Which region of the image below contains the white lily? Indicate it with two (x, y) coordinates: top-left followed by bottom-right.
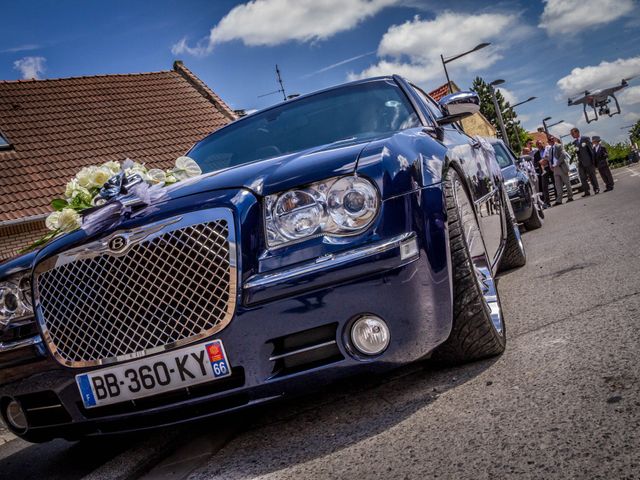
(172, 156), (201, 181)
(146, 168), (167, 185)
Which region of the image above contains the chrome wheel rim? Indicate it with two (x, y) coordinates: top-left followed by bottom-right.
(453, 177), (504, 335)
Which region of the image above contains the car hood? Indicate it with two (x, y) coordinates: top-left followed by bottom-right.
(162, 139), (370, 202)
(0, 139), (373, 275)
(501, 164), (518, 181)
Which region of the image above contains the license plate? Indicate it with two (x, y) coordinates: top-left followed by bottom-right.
(76, 340), (231, 409)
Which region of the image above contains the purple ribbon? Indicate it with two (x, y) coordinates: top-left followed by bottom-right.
(80, 181), (168, 237)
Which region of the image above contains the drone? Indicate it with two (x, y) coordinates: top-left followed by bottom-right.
(567, 77), (635, 124)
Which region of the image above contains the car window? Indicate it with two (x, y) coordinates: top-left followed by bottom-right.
(493, 143), (515, 169)
(411, 85), (443, 122)
(189, 80), (421, 173)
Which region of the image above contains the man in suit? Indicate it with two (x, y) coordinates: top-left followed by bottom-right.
(532, 139), (551, 207)
(546, 135), (573, 205)
(592, 136), (614, 191)
(533, 140), (553, 208)
(570, 127), (599, 197)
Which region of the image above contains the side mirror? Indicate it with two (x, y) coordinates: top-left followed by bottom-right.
(437, 91), (480, 125)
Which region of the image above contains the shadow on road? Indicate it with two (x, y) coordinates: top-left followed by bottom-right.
(0, 434), (140, 480)
(0, 357), (498, 480)
(188, 357), (499, 479)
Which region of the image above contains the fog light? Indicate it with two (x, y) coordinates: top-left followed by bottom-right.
(350, 315), (390, 356)
(5, 399), (27, 431)
(400, 237), (419, 260)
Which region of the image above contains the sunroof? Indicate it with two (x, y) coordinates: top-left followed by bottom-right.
(0, 132), (10, 148)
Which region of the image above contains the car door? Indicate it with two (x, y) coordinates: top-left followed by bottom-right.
(409, 85), (504, 267)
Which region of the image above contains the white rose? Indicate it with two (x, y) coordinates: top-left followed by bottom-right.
(102, 161), (121, 175)
(92, 166), (113, 187)
(173, 156), (202, 181)
(125, 162), (149, 181)
(581, 142), (586, 147)
(75, 166), (97, 189)
(45, 211), (61, 231)
(57, 208), (81, 232)
(64, 179), (90, 199)
(146, 168), (166, 184)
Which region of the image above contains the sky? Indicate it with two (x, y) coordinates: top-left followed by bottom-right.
(1, 0), (640, 143)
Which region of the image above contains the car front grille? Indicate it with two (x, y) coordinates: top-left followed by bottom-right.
(34, 210), (237, 367)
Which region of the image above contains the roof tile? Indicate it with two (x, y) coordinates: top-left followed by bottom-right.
(0, 64), (236, 222)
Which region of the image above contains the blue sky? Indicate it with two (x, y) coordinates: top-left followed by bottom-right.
(1, 0), (639, 142)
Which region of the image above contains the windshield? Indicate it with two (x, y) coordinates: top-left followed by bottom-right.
(493, 142), (515, 169)
(188, 80), (420, 174)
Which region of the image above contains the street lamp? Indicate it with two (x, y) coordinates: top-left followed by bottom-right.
(503, 96), (537, 152)
(489, 79), (510, 148)
(441, 43), (491, 94)
(547, 120), (564, 132)
(510, 96), (537, 109)
(542, 116), (552, 134)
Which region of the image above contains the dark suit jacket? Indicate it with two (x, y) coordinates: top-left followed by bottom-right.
(573, 136), (596, 168)
(594, 144), (609, 167)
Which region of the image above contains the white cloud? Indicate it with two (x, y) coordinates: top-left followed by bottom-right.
(623, 111), (640, 122)
(13, 56), (46, 79)
(517, 113), (531, 124)
(549, 121), (574, 138)
(1, 44), (40, 53)
(497, 87), (518, 105)
(539, 0), (635, 35)
(557, 56), (640, 96)
(620, 85), (640, 105)
(349, 12), (518, 84)
(172, 0), (400, 56)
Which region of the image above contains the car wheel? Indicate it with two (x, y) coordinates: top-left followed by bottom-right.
(433, 169), (506, 364)
(497, 191), (527, 273)
(523, 189), (544, 230)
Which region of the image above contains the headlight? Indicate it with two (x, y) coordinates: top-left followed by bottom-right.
(504, 179), (520, 194)
(265, 175), (379, 248)
(0, 273), (33, 328)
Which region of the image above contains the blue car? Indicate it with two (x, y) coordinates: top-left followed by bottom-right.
(0, 75), (526, 442)
(490, 139), (545, 230)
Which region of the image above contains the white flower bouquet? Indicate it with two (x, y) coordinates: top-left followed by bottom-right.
(23, 156), (202, 252)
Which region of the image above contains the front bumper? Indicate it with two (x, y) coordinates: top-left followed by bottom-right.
(0, 186), (452, 441)
(569, 173), (581, 186)
(508, 190), (532, 223)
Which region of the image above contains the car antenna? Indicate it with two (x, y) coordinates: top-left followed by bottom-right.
(258, 65), (298, 101)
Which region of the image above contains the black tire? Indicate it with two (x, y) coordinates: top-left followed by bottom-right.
(523, 192), (543, 230)
(497, 197), (527, 272)
(433, 170), (506, 364)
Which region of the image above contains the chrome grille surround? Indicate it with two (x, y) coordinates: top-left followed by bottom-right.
(33, 208), (237, 368)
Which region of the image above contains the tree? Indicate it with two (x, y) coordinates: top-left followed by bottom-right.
(603, 141), (632, 167)
(471, 77), (527, 154)
(629, 119), (640, 146)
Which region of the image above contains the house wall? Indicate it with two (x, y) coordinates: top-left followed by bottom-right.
(462, 113), (497, 138)
(0, 219), (47, 261)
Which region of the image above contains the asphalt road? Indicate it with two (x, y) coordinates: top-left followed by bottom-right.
(1, 163), (639, 480)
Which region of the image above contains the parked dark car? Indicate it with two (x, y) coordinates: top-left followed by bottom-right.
(0, 75), (526, 442)
(489, 139), (544, 230)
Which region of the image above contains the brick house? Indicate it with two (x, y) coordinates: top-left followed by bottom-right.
(0, 61), (236, 261)
(429, 82), (497, 138)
